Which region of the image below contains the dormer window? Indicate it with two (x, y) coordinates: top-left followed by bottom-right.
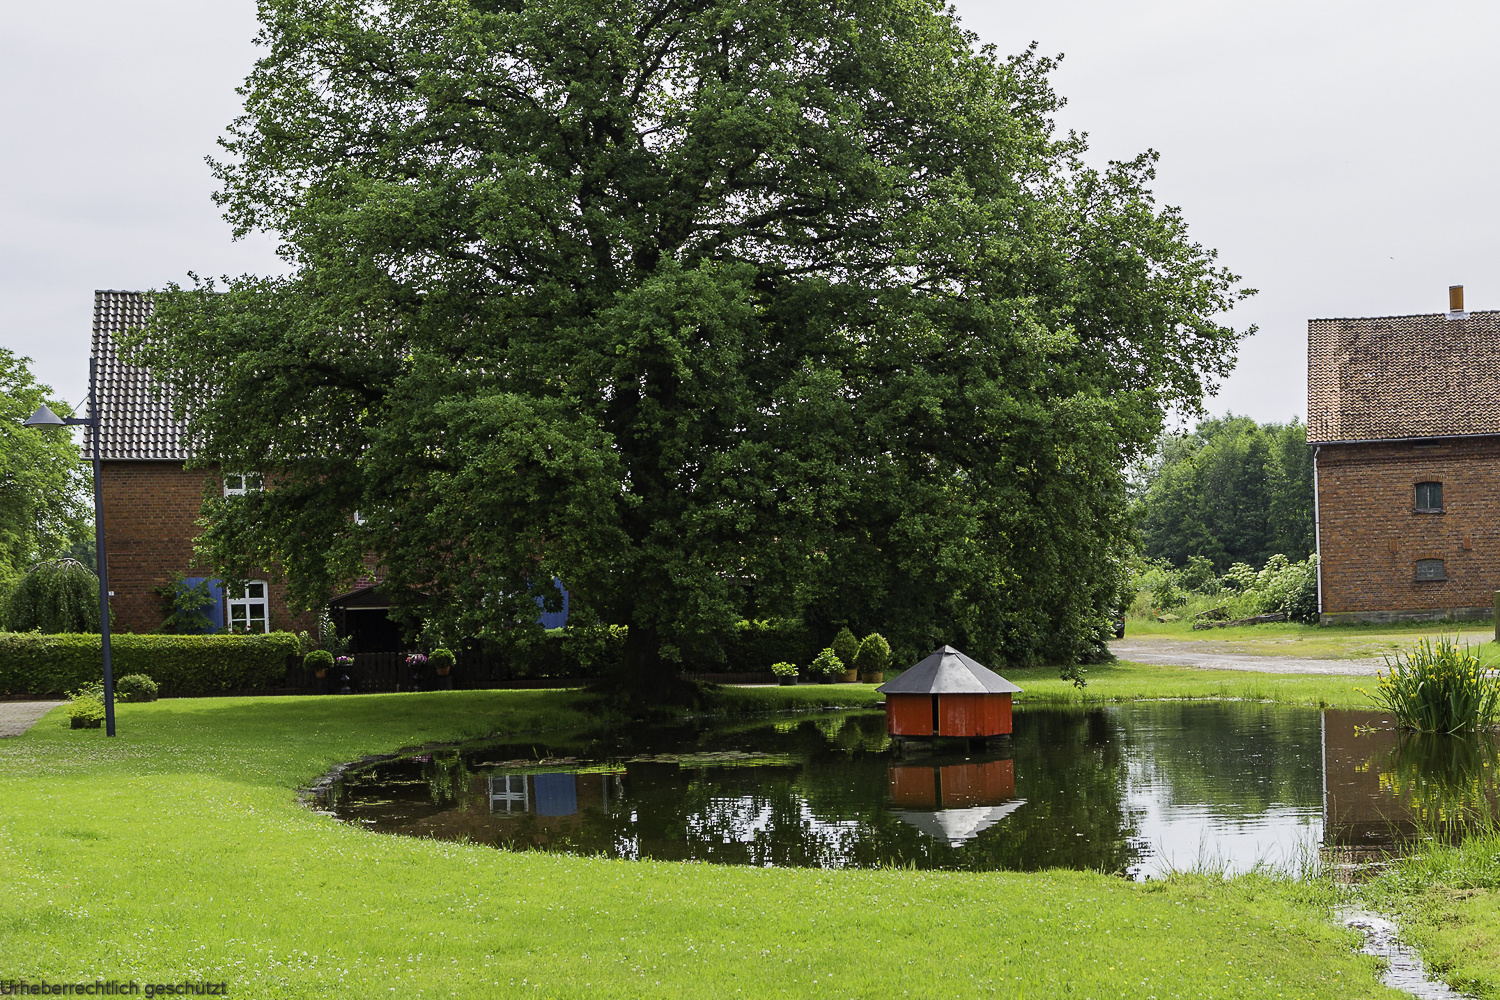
(224, 473), (264, 497)
(1415, 481), (1443, 512)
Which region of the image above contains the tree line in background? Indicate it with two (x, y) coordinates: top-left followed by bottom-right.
(0, 349), (95, 631)
(1129, 415), (1318, 623)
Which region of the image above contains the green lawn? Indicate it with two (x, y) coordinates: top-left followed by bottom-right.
(0, 683), (1422, 999)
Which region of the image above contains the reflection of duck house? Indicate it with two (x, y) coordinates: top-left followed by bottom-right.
(877, 645), (1022, 744)
(888, 757), (1026, 846)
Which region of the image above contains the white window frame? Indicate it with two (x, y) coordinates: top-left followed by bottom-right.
(227, 580), (271, 633)
(223, 473), (264, 497)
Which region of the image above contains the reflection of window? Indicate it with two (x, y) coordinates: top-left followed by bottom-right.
(1415, 559), (1446, 582)
(489, 774), (528, 814)
(1415, 481), (1443, 512)
(223, 473), (264, 497)
(227, 581), (270, 632)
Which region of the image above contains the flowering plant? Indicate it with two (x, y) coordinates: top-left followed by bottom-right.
(1362, 636), (1500, 733)
(334, 655), (353, 668)
(405, 653), (428, 668)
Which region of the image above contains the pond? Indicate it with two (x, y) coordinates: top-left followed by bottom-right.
(312, 702), (1500, 879)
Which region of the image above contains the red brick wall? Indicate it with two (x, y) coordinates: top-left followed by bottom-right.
(1316, 438), (1500, 620)
(100, 461), (315, 635)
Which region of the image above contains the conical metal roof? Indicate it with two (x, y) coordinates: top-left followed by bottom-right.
(876, 645), (1022, 695)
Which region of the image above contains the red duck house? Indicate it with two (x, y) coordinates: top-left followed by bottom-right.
(877, 646), (1022, 740)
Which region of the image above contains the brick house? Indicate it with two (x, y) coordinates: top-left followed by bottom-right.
(93, 289), (317, 636)
(1307, 287), (1500, 623)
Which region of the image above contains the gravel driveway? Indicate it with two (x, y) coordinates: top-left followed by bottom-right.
(1109, 638), (1385, 676)
(0, 701), (63, 737)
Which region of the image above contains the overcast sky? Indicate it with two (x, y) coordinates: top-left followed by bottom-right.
(4, 0), (1497, 425)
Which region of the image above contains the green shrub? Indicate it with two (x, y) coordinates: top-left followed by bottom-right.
(830, 627), (860, 670)
(3, 559), (99, 633)
(315, 608), (350, 657)
(770, 661), (798, 678)
(853, 633), (892, 676)
(0, 632), (301, 698)
(115, 673), (158, 702)
(65, 696), (104, 729)
(1364, 637), (1500, 733)
(725, 618), (818, 672)
(304, 649), (334, 674)
(429, 648), (456, 672)
(810, 647), (843, 680)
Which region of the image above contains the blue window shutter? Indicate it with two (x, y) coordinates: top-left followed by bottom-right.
(182, 578), (226, 633)
(536, 578), (570, 629)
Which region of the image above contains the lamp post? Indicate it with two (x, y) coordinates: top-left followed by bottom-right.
(25, 357), (115, 736)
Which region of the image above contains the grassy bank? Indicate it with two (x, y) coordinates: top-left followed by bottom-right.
(1360, 832), (1500, 999)
(716, 659), (1378, 710)
(0, 687), (1409, 999)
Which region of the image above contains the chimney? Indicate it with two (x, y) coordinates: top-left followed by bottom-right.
(1448, 285), (1467, 320)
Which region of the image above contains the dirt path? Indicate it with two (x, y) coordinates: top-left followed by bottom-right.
(1109, 638), (1384, 676)
(0, 701), (63, 737)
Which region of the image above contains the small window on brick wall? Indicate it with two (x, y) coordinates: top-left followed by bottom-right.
(224, 473), (264, 497)
(1415, 559), (1446, 582)
(1415, 481), (1443, 512)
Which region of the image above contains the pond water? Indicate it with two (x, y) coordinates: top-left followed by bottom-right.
(313, 702), (1500, 879)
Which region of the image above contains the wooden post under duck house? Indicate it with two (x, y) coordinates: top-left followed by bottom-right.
(877, 646), (1022, 742)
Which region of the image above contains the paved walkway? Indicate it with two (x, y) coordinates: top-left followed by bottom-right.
(1109, 639), (1384, 676)
(0, 701), (64, 737)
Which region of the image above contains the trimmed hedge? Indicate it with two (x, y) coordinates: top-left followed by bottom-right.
(0, 632), (302, 698)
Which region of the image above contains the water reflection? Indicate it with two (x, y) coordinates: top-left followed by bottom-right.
(1323, 709), (1500, 861)
(316, 703), (1500, 877)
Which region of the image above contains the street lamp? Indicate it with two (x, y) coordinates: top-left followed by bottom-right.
(25, 357), (115, 736)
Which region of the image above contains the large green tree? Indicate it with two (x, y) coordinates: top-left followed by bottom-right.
(134, 0), (1248, 691)
(0, 349), (89, 604)
(1134, 416), (1314, 570)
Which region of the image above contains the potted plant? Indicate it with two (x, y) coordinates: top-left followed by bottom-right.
(305, 649), (334, 678)
(65, 683), (105, 730)
(811, 647), (843, 684)
(831, 627), (860, 682)
(430, 648), (456, 690)
(771, 661), (798, 686)
(854, 632), (892, 684)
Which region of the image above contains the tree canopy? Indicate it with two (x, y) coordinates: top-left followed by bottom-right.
(0, 349), (89, 601)
(133, 0), (1249, 689)
(1133, 415), (1314, 571)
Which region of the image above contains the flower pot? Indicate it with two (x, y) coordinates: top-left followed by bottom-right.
(435, 666), (451, 676)
(778, 675), (796, 686)
(860, 672), (884, 684)
(314, 668), (328, 679)
(817, 674), (834, 684)
(840, 669), (859, 683)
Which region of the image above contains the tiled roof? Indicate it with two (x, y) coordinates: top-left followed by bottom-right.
(1307, 310), (1500, 443)
(92, 290), (190, 461)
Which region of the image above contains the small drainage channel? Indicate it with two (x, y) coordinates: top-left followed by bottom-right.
(1342, 911), (1473, 999)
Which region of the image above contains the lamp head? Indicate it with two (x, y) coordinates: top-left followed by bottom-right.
(23, 404), (67, 428)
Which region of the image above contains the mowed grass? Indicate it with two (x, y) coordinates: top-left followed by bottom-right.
(1125, 616), (1500, 663)
(0, 687), (1408, 999)
(716, 659), (1378, 710)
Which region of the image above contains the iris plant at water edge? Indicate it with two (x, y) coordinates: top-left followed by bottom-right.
(1362, 637), (1500, 734)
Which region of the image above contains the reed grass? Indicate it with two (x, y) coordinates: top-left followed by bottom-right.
(1362, 637), (1500, 733)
